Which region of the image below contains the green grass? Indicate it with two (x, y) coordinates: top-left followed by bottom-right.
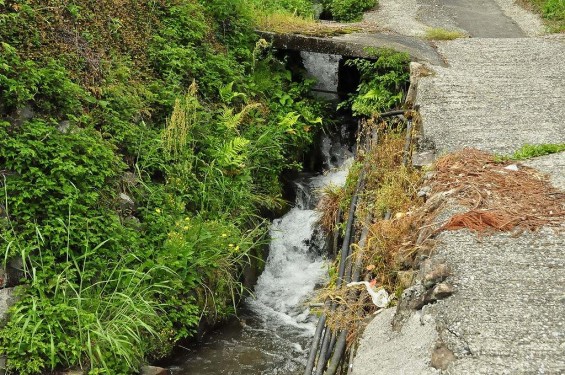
(521, 0), (565, 32)
(497, 143), (565, 161)
(424, 27), (467, 40)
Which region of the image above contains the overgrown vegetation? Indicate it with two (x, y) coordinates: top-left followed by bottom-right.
(521, 0), (565, 32)
(338, 50), (410, 117)
(0, 0), (327, 373)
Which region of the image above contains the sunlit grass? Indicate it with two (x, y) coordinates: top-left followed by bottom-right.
(424, 27), (467, 40)
(254, 12), (361, 36)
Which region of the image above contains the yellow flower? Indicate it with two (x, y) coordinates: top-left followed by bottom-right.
(155, 208), (161, 214)
(221, 233), (228, 237)
(228, 244), (234, 247)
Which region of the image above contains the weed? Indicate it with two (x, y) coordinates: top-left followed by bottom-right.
(424, 27), (467, 40)
(0, 227), (173, 374)
(497, 143), (565, 161)
(521, 0), (565, 32)
(255, 12), (361, 36)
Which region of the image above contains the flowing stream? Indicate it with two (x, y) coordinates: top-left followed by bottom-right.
(168, 129), (353, 375)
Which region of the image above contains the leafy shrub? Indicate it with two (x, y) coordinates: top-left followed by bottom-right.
(327, 0), (377, 22)
(0, 235), (172, 375)
(339, 50), (410, 116)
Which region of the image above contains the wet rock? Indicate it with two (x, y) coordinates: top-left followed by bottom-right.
(140, 365), (168, 375)
(431, 344), (456, 370)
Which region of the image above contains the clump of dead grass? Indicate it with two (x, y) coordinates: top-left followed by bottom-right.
(315, 119), (427, 336)
(431, 148), (565, 233)
(317, 184), (345, 233)
(255, 12), (362, 36)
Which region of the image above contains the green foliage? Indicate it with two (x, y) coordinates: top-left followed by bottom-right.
(0, 119), (125, 254)
(543, 0), (565, 21)
(159, 216), (266, 338)
(0, 232), (171, 375)
(324, 0), (377, 22)
(497, 143), (565, 161)
(0, 0), (326, 373)
(339, 50), (410, 117)
(524, 0), (565, 31)
(0, 43), (86, 116)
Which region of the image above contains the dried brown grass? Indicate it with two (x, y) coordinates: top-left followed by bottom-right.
(317, 185), (345, 233)
(431, 148), (565, 233)
(255, 13), (362, 37)
(315, 121), (426, 337)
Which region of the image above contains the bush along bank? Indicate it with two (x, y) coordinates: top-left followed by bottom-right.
(0, 1), (328, 373)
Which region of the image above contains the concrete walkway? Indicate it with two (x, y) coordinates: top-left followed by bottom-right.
(351, 1), (565, 374)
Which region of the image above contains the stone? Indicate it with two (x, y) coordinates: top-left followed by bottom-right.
(140, 365), (168, 375)
(58, 120), (71, 133)
(431, 344), (456, 370)
(0, 268), (5, 289)
(397, 270), (416, 289)
(417, 185), (431, 198)
(10, 105), (35, 127)
(413, 283), (455, 310)
(0, 288), (17, 323)
(119, 193), (135, 209)
(412, 150), (436, 168)
(430, 283), (455, 300)
(421, 261), (452, 289)
(0, 258), (25, 289)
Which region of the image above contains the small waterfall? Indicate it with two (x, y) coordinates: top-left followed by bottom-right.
(248, 154), (352, 333)
(301, 52), (341, 100)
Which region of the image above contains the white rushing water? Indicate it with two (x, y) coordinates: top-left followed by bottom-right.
(248, 157), (351, 335)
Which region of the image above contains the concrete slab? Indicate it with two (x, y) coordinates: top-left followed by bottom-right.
(258, 31), (446, 66)
(417, 0), (526, 37)
(351, 309), (440, 375)
(417, 35), (565, 154)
